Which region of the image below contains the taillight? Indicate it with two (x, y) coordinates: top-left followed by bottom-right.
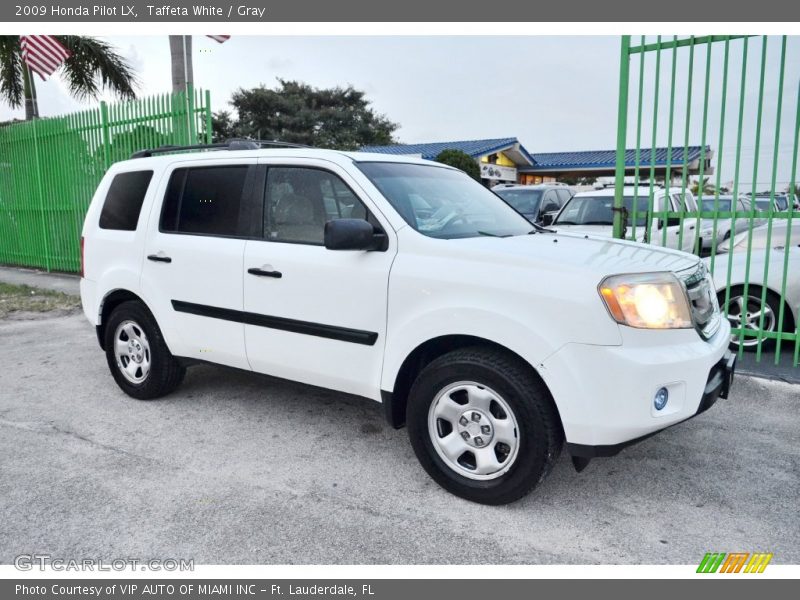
(79, 236), (85, 278)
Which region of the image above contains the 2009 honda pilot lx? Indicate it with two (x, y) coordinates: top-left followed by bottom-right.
(80, 141), (735, 504)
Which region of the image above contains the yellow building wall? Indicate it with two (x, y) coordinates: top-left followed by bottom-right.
(479, 151), (516, 167)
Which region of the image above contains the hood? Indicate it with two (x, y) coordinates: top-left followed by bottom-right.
(553, 222), (652, 243)
(552, 223), (615, 238)
(444, 229), (700, 278)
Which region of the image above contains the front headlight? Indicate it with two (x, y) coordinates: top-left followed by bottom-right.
(599, 273), (693, 329)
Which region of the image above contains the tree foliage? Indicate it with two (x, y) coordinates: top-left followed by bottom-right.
(435, 149), (480, 181)
(690, 176), (715, 196)
(0, 35), (137, 119)
(214, 79), (398, 150)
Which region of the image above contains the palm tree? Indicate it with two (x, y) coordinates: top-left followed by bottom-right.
(691, 176), (714, 197)
(0, 36), (137, 120)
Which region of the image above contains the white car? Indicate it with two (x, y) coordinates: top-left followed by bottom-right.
(552, 186), (701, 254)
(80, 141), (733, 504)
(718, 219), (800, 253)
(707, 245), (799, 351)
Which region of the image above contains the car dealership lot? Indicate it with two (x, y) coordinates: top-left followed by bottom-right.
(1, 311), (798, 565)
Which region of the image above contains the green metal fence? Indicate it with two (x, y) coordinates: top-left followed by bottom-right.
(0, 88), (212, 273)
(615, 35), (799, 365)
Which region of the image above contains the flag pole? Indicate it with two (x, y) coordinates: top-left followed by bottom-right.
(24, 65), (40, 119)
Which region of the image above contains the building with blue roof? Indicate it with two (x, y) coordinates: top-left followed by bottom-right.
(361, 138), (713, 186)
(362, 138), (535, 184)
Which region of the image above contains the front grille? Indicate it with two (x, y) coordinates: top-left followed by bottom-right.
(681, 262), (721, 340)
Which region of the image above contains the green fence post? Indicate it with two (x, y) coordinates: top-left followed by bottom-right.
(100, 101), (111, 169)
(613, 35), (632, 240)
(205, 89), (213, 144)
(31, 119), (52, 272)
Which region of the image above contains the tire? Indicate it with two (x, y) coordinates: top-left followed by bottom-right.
(104, 300), (185, 399)
(406, 346), (563, 505)
(720, 285), (792, 353)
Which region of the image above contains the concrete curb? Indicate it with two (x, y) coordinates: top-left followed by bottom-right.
(0, 265), (80, 296)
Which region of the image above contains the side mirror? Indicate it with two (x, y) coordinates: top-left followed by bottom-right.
(541, 213), (555, 226)
(324, 219), (386, 251)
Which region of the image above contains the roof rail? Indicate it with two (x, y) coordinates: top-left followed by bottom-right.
(130, 138), (310, 159)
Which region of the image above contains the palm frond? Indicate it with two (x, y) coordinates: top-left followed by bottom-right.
(56, 36), (138, 101)
(0, 36), (24, 108)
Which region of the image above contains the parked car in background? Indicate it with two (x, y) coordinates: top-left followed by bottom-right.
(707, 246), (799, 351)
(492, 183), (573, 225)
(552, 186), (700, 254)
(718, 220), (800, 253)
(79, 143), (733, 505)
(751, 193), (790, 212)
(699, 195), (766, 251)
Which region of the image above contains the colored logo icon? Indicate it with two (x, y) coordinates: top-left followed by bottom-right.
(697, 552), (773, 573)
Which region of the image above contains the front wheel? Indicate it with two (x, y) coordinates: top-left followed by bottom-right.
(720, 286), (791, 352)
(104, 300), (185, 399)
(406, 347), (563, 505)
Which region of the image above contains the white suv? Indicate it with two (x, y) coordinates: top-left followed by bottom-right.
(80, 142), (735, 504)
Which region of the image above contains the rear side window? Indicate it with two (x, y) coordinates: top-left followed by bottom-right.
(160, 165), (257, 237)
(99, 170), (153, 231)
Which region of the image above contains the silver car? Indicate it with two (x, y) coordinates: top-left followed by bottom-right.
(700, 195), (767, 251)
(706, 225), (799, 351)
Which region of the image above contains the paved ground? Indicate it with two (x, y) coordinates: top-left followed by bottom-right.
(0, 309), (798, 565)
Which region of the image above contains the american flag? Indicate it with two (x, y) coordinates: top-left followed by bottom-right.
(20, 35), (71, 80)
(206, 36), (231, 44)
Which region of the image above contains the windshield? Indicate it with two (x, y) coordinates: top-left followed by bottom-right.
(701, 197), (732, 211)
(356, 162), (532, 239)
(554, 195), (651, 227)
(494, 188), (543, 216)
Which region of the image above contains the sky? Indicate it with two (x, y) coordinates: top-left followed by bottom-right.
(3, 35), (799, 190)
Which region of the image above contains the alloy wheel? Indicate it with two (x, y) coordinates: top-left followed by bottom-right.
(724, 294), (776, 348)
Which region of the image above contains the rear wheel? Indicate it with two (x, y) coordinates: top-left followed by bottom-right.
(407, 347), (562, 505)
(104, 301), (185, 399)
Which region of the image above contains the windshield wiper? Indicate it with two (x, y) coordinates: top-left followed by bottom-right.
(554, 220), (577, 225)
(476, 230), (512, 238)
(582, 221), (614, 225)
(527, 222), (556, 234)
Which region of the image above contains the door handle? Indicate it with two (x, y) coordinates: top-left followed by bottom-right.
(248, 267), (282, 279)
(147, 254), (172, 263)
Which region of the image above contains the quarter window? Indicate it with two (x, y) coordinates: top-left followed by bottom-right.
(99, 170), (153, 231)
(265, 167), (369, 245)
(161, 165), (257, 237)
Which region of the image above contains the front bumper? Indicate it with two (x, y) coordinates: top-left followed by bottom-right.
(538, 319), (732, 450)
(567, 350), (735, 458)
